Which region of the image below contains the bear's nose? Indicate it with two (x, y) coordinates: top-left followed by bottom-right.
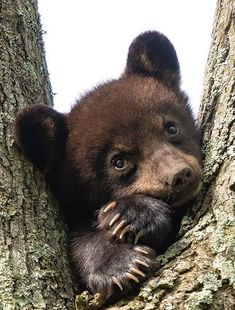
(170, 166), (194, 191)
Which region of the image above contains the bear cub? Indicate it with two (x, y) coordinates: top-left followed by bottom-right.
(15, 31), (202, 299)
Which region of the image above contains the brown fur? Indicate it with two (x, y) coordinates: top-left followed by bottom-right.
(14, 31), (202, 301)
(67, 76), (202, 205)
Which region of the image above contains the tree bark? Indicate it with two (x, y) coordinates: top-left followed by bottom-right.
(1, 0), (234, 310)
(0, 1), (74, 309)
(76, 0), (235, 309)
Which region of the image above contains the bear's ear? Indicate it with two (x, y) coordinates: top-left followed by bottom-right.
(14, 105), (68, 172)
(124, 31), (180, 88)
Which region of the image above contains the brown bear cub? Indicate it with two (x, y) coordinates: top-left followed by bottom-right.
(15, 31), (202, 299)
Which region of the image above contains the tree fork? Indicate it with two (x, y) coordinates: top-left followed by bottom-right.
(1, 0), (234, 310)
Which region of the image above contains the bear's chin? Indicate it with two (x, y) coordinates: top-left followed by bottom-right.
(170, 182), (202, 207)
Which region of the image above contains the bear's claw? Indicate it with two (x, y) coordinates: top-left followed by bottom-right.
(109, 213), (132, 239)
(130, 267), (145, 277)
(104, 201), (117, 213)
(119, 224), (131, 239)
(112, 219), (127, 235)
(111, 276), (123, 291)
(111, 266), (146, 291)
(134, 229), (145, 244)
(110, 247), (150, 292)
(109, 213), (121, 226)
(100, 201), (146, 243)
(134, 246), (149, 255)
(125, 272), (139, 283)
(134, 258), (149, 268)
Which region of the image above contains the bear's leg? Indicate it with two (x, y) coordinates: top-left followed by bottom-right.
(70, 231), (156, 298)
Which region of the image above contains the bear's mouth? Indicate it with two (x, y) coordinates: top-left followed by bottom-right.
(167, 182), (202, 207)
(146, 181), (202, 208)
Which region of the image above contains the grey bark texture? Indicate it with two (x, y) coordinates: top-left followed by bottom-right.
(0, 1), (74, 309)
(0, 0), (234, 310)
(76, 0), (235, 309)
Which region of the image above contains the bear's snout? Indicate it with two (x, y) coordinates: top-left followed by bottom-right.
(169, 165), (194, 191)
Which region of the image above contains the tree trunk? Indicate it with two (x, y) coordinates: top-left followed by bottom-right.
(76, 0), (235, 309)
(0, 1), (74, 309)
(1, 0), (234, 310)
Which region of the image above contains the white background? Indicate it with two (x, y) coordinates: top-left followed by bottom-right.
(38, 0), (217, 116)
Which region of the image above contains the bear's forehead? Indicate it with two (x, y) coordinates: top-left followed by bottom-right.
(68, 76), (187, 129)
(86, 77), (180, 108)
(67, 76), (192, 159)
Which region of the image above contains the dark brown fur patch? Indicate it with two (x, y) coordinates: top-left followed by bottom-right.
(14, 31), (203, 300)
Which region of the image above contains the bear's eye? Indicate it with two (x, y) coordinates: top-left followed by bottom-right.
(165, 122), (179, 136)
(112, 156), (128, 171)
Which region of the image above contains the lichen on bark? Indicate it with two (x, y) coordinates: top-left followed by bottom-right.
(1, 0), (234, 309)
(0, 1), (74, 309)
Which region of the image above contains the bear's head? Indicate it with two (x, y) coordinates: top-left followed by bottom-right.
(15, 31), (202, 228)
